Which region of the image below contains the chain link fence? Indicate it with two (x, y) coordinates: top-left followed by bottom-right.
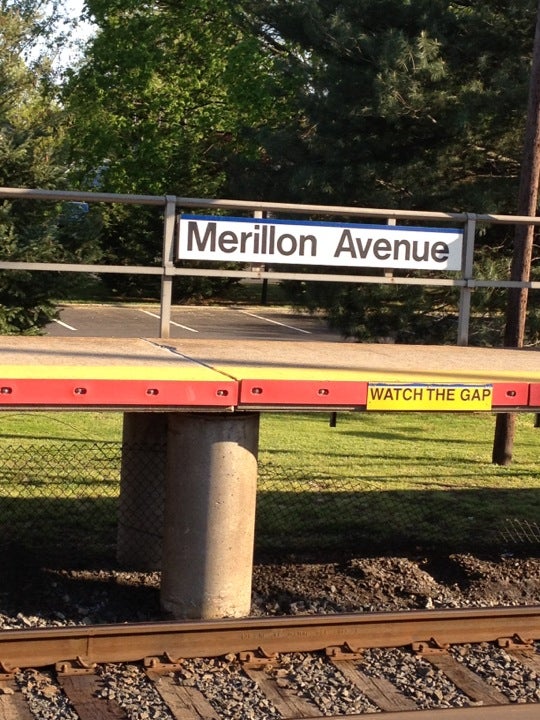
(1, 437), (539, 569)
(0, 441), (121, 565)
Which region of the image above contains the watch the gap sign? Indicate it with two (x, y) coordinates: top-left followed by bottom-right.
(177, 214), (463, 272)
(367, 383), (493, 411)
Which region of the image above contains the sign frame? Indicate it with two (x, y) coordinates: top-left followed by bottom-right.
(176, 214), (464, 272)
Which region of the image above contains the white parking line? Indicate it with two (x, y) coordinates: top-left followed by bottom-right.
(139, 309), (199, 333)
(239, 310), (311, 334)
(52, 318), (78, 331)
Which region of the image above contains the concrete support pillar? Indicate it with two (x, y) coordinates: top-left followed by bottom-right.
(117, 412), (167, 570)
(160, 412), (259, 619)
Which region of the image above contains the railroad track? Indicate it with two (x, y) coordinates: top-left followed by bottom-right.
(0, 606), (539, 719)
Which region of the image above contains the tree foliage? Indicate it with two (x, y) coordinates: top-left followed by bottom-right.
(235, 0), (535, 212)
(62, 0), (298, 298)
(231, 0), (539, 344)
(0, 0), (101, 332)
(3, 0), (540, 337)
(66, 0), (293, 196)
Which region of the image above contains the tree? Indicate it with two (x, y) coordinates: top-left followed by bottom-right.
(63, 0), (297, 298)
(492, 0), (540, 465)
(0, 0), (99, 332)
(233, 1), (540, 344)
(236, 0), (535, 211)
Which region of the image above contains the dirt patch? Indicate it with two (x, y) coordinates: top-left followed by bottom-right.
(251, 552), (540, 615)
(1, 552), (539, 625)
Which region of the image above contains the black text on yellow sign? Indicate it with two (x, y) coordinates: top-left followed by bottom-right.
(366, 383), (493, 411)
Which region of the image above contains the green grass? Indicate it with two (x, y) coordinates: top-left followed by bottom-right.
(0, 411), (123, 443)
(0, 412), (124, 564)
(256, 411), (540, 554)
(259, 411), (540, 490)
(7, 409), (535, 485)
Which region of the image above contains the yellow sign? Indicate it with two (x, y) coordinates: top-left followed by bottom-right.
(366, 383), (493, 411)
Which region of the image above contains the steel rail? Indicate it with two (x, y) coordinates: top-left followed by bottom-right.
(0, 606), (539, 670)
(299, 706), (539, 719)
(1, 262), (539, 291)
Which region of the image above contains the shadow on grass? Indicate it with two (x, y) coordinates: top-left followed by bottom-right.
(0, 487), (539, 572)
(0, 496), (118, 568)
(254, 487), (540, 561)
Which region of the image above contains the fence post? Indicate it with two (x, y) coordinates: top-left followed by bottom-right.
(160, 196), (177, 339)
(457, 213), (476, 346)
(384, 217), (396, 279)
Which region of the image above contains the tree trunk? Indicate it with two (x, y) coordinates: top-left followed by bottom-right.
(492, 0), (540, 465)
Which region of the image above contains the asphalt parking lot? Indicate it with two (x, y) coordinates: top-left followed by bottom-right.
(45, 304), (343, 341)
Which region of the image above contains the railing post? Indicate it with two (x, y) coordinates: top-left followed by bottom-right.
(384, 217), (396, 279)
(457, 213), (476, 346)
(253, 209), (268, 304)
(160, 196), (177, 338)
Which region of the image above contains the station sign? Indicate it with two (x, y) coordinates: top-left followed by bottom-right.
(366, 383), (493, 411)
(177, 214), (463, 272)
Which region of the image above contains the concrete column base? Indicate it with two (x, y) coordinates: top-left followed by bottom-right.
(116, 412), (167, 570)
(160, 412), (259, 619)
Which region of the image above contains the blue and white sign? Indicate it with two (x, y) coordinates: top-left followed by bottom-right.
(177, 214), (463, 271)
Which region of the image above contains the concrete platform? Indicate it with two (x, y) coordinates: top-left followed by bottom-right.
(0, 336), (538, 411)
(157, 338), (540, 380)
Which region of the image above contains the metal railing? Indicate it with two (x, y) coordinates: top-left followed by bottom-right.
(1, 186), (540, 344)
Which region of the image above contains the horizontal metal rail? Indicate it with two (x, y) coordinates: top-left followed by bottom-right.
(0, 606), (538, 669)
(0, 261), (163, 275)
(3, 186), (540, 225)
(1, 261), (539, 290)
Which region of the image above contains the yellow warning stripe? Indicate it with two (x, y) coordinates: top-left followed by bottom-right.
(212, 365), (540, 383)
(0, 365), (226, 381)
(0, 364), (539, 384)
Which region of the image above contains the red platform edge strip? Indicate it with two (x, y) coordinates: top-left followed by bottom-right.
(238, 380), (536, 409)
(492, 382), (530, 407)
(239, 379), (369, 407)
(0, 377), (537, 410)
(527, 383), (540, 408)
(0, 378), (237, 407)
